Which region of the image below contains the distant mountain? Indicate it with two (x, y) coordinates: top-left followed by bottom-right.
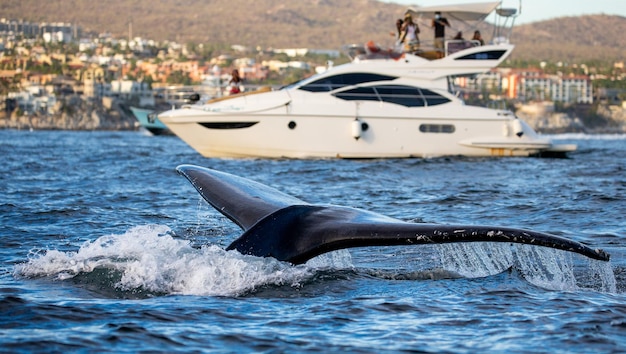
(3, 0), (625, 62)
(512, 14), (626, 62)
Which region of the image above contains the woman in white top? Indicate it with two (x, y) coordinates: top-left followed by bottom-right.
(400, 14), (420, 53)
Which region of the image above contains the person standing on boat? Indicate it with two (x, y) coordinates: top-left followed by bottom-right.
(391, 18), (404, 50)
(400, 14), (420, 53)
(392, 18), (404, 40)
(228, 69), (243, 95)
(431, 11), (450, 56)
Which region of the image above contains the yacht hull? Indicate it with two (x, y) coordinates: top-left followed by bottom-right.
(160, 108), (561, 159)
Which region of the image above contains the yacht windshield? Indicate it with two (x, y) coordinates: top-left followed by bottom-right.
(297, 73), (397, 92)
(280, 71), (327, 90)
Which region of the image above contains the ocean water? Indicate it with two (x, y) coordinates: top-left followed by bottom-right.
(1, 129), (625, 353)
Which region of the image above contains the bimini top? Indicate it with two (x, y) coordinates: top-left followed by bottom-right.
(406, 1), (501, 22)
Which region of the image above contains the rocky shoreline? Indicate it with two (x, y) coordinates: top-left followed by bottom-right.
(2, 98), (625, 135)
(1, 97), (138, 131)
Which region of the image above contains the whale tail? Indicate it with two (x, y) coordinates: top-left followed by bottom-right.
(176, 165), (610, 264)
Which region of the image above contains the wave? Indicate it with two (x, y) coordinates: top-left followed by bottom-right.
(14, 225), (617, 297)
(13, 225), (347, 297)
(544, 133), (626, 140)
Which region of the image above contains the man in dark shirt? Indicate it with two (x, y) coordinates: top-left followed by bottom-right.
(431, 11), (450, 56)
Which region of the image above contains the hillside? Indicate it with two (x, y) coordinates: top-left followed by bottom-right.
(2, 0), (404, 48)
(512, 14), (626, 62)
(3, 0), (625, 62)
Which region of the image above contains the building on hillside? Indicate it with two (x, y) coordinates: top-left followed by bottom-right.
(262, 60), (310, 73)
(514, 72), (593, 104)
(460, 69), (507, 98)
(42, 31), (72, 43)
(0, 19), (40, 37)
(557, 76), (593, 104)
(75, 64), (106, 83)
(135, 61), (160, 82)
(6, 86), (57, 115)
(23, 73), (56, 87)
(0, 19), (80, 41)
(459, 68), (594, 104)
(274, 48), (341, 58)
(83, 79), (106, 99)
(83, 78), (154, 106)
(110, 79), (154, 106)
(596, 88), (626, 105)
(515, 72), (553, 102)
(236, 63), (269, 81)
(274, 48), (310, 57)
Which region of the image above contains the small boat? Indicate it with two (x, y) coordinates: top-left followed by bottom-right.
(130, 106), (170, 135)
(158, 1), (575, 158)
(131, 88), (206, 135)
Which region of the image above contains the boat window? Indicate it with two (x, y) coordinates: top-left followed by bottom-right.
(333, 87), (379, 102)
(374, 85), (425, 107)
(420, 89), (451, 106)
(334, 85), (450, 107)
(455, 50), (507, 61)
(299, 73), (396, 92)
(419, 124), (455, 133)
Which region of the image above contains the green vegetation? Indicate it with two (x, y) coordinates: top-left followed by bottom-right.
(166, 70), (193, 86)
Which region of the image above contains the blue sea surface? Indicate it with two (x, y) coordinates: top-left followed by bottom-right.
(1, 130), (625, 353)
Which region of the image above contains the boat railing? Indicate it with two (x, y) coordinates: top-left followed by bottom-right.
(445, 39), (483, 56)
(190, 86), (273, 105)
(347, 37), (488, 62)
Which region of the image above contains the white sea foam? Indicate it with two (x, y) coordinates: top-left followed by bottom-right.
(14, 225), (351, 296)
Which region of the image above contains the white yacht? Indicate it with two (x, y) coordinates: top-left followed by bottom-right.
(158, 2), (575, 158)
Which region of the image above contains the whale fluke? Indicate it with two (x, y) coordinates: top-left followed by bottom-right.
(176, 165), (610, 264)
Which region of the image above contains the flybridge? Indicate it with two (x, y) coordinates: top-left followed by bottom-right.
(344, 1), (520, 77)
(405, 1), (521, 45)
